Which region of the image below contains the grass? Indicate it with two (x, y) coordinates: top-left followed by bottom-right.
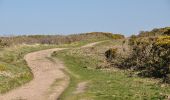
(53, 40), (170, 100)
(0, 37), (110, 93)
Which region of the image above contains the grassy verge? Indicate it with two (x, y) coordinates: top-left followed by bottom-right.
(53, 40), (170, 100)
(0, 37), (110, 93)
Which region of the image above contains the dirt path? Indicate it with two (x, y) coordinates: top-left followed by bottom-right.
(81, 41), (104, 48)
(0, 42), (103, 100)
(0, 48), (68, 100)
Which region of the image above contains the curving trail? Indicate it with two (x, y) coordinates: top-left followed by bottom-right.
(0, 41), (103, 100)
(0, 48), (68, 100)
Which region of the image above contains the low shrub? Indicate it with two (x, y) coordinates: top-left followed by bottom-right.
(105, 48), (117, 61)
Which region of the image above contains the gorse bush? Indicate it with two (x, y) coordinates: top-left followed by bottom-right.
(106, 27), (170, 83)
(127, 36), (170, 78)
(152, 36), (170, 82)
(156, 36), (170, 46)
(121, 36), (169, 82)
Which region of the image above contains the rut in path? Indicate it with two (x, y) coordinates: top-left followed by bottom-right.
(0, 41), (103, 100)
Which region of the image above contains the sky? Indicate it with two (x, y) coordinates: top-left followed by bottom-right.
(0, 0), (170, 36)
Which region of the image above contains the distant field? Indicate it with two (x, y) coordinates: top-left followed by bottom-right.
(53, 40), (170, 100)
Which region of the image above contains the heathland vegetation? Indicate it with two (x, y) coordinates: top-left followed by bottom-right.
(0, 27), (170, 99)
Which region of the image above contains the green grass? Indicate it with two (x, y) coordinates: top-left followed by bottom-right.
(53, 40), (170, 100)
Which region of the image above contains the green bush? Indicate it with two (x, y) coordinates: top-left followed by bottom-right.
(105, 48), (117, 61)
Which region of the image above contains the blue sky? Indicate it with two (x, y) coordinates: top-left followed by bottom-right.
(0, 0), (170, 36)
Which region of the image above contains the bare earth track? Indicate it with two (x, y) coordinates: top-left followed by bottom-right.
(0, 42), (102, 100)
